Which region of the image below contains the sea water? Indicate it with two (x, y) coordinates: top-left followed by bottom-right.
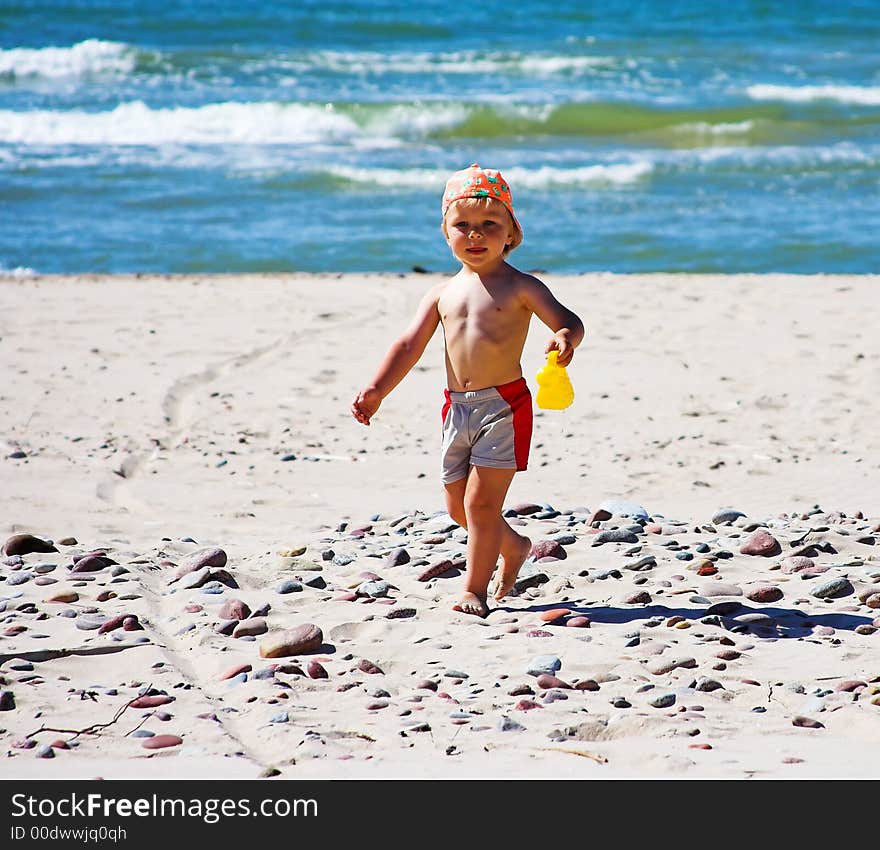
(1, 0), (878, 274)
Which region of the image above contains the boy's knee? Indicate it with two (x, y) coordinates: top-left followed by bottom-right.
(463, 494), (500, 518)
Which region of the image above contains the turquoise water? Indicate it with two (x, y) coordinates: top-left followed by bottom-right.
(2, 0), (879, 274)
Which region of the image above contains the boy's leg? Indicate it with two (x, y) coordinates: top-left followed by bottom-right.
(452, 465), (530, 617)
(444, 475), (532, 603)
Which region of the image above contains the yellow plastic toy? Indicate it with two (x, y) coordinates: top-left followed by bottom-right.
(535, 350), (574, 410)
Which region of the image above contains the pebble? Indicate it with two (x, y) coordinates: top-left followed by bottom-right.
(647, 656), (697, 675)
(593, 528), (640, 545)
(624, 590), (652, 604)
(0, 691), (16, 711)
(6, 573), (31, 586)
(129, 694), (174, 709)
(530, 540), (567, 560)
(566, 616), (591, 628)
(739, 530), (781, 556)
(712, 509), (746, 525)
(3, 534), (57, 556)
(792, 716), (824, 729)
(811, 577), (853, 599)
(259, 623), (323, 658)
(746, 584), (784, 603)
(357, 579), (391, 598)
(220, 663), (252, 681)
(536, 674), (571, 690)
(357, 659), (384, 674)
(599, 499), (648, 519)
(526, 655), (562, 676)
(417, 560), (457, 581)
(219, 599), (251, 620)
(498, 716), (526, 732)
(386, 607), (416, 619)
(141, 734), (183, 749)
(233, 617), (267, 638)
(539, 608), (571, 623)
(307, 661), (329, 679)
(781, 556), (816, 574)
(650, 693), (676, 708)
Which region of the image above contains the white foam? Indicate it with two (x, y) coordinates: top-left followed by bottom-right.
(0, 101), (363, 146)
(0, 39), (136, 79)
(299, 50), (614, 76)
(327, 162), (653, 189)
(674, 120), (754, 135)
(747, 84), (880, 106)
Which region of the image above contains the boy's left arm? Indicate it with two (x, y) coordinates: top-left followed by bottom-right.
(520, 276), (585, 367)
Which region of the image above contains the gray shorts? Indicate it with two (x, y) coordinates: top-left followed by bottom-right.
(440, 377), (533, 484)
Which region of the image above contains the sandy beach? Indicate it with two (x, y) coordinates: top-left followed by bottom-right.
(1, 271), (879, 779)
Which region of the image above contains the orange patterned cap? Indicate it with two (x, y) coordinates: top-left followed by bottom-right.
(442, 163), (522, 237)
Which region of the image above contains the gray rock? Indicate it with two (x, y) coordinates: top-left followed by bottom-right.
(593, 528), (640, 545)
(811, 577), (853, 599)
(599, 499), (649, 519)
(526, 655), (562, 676)
(650, 693), (676, 708)
(275, 579), (303, 594)
(712, 509), (746, 525)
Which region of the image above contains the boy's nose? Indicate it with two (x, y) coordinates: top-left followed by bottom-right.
(468, 228), (483, 238)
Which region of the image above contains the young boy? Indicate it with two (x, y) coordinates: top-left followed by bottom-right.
(351, 163), (584, 617)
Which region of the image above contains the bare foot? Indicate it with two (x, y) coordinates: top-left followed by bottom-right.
(492, 534), (532, 600)
(452, 592), (489, 618)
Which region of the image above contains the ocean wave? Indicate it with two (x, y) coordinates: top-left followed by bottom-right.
(296, 50), (616, 76)
(0, 39), (137, 80)
(0, 98), (869, 151)
(327, 162), (653, 189)
(747, 84), (880, 106)
(0, 101), (364, 145)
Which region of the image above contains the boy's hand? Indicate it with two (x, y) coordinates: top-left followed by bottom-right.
(351, 387), (382, 426)
(546, 331), (575, 367)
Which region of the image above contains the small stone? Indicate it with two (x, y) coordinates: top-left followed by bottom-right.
(574, 679), (599, 691)
(219, 599), (251, 620)
(514, 699), (542, 711)
(386, 607), (416, 619)
(746, 584), (784, 603)
(792, 716), (824, 729)
(566, 616), (591, 628)
(530, 540), (567, 561)
(599, 499), (648, 519)
(498, 716), (526, 732)
(357, 659), (384, 675)
(0, 691), (16, 711)
(307, 661), (329, 679)
(417, 560), (457, 582)
(647, 656), (697, 675)
(781, 556), (816, 575)
(129, 694), (174, 709)
(75, 614), (108, 631)
(740, 530), (781, 557)
(593, 529), (640, 545)
(384, 548), (410, 567)
(650, 693), (676, 708)
(624, 590), (651, 605)
(539, 608), (571, 624)
(526, 655), (562, 676)
(3, 534), (57, 556)
(141, 734), (183, 749)
(233, 617), (267, 638)
(811, 577), (853, 599)
(536, 673), (572, 690)
(220, 663), (252, 681)
(259, 623), (323, 658)
(712, 509), (746, 525)
(357, 579), (392, 598)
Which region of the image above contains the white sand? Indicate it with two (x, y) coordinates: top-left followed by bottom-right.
(1, 272), (878, 779)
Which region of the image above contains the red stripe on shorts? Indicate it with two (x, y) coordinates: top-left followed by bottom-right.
(441, 388), (451, 423)
(495, 378), (533, 471)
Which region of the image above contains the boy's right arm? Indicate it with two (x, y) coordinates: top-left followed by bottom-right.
(351, 284), (442, 426)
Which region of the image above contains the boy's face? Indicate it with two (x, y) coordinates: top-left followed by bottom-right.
(443, 198), (515, 269)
